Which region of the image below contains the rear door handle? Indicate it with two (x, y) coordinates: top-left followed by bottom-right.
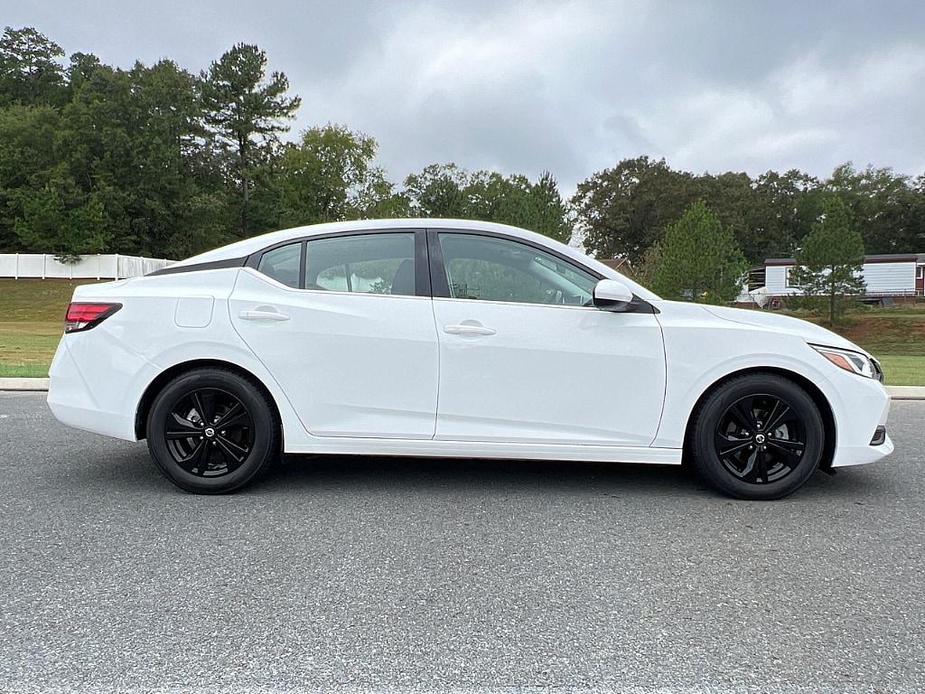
(444, 322), (496, 336)
(239, 307), (290, 322)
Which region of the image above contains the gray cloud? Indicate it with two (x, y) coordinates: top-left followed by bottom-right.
(4, 0), (925, 191)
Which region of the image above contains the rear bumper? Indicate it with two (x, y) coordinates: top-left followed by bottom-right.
(47, 338), (137, 441)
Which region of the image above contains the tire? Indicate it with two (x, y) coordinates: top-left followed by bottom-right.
(146, 367), (279, 494)
(689, 373), (825, 500)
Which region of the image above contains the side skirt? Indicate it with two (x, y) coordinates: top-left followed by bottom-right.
(283, 438), (682, 465)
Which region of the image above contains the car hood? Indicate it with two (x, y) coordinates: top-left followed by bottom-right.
(697, 305), (870, 356)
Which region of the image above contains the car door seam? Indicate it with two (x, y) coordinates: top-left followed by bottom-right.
(227, 268), (308, 440)
(648, 312), (670, 447)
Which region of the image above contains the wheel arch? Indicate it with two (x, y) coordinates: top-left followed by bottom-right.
(682, 366), (837, 470)
(134, 359), (283, 444)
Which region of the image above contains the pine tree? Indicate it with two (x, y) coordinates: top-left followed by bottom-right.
(650, 201), (748, 304)
(791, 197), (865, 324)
(201, 44), (300, 236)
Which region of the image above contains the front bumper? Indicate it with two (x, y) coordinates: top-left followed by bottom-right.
(829, 375), (893, 467)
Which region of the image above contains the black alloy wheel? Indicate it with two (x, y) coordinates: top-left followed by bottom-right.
(690, 373), (824, 500)
(147, 368), (278, 494)
(164, 388), (255, 477)
(714, 394), (806, 485)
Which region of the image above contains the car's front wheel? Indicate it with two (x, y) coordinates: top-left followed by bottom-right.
(146, 368), (279, 494)
(689, 373), (825, 500)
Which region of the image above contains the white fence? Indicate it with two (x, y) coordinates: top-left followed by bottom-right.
(0, 254), (173, 280)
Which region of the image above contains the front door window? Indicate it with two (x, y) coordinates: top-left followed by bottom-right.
(438, 233), (597, 306)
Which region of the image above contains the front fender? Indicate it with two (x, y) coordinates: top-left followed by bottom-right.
(652, 315), (850, 451)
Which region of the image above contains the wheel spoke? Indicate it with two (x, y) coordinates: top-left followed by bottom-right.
(730, 398), (757, 433)
(165, 429), (200, 441)
(218, 435), (248, 458)
(718, 435), (751, 458)
(737, 448), (757, 480)
(170, 412), (199, 430)
(192, 391), (214, 424)
(215, 402), (247, 429)
(768, 438), (804, 459)
(215, 436), (247, 466)
(765, 400), (792, 434)
(175, 439), (208, 472)
(166, 413), (200, 439)
(753, 448), (769, 483)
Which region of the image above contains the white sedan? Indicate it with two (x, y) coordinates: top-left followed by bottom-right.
(47, 219), (892, 499)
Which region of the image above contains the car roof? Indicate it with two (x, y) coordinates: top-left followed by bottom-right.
(166, 218), (660, 301)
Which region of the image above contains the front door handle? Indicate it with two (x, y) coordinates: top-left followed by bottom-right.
(444, 322), (496, 336)
(239, 307), (290, 322)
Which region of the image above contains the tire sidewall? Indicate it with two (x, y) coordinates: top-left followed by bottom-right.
(147, 370), (276, 493)
(693, 375), (824, 500)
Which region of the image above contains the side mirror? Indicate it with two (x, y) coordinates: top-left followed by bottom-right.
(593, 279), (634, 312)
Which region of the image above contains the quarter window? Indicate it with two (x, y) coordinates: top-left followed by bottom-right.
(438, 233), (597, 306)
(305, 233), (416, 296)
(256, 242), (302, 288)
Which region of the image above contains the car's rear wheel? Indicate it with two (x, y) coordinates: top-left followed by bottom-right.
(146, 368), (279, 494)
(689, 373), (825, 500)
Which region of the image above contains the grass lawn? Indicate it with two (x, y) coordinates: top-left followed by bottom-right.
(0, 279), (98, 378)
(876, 355), (925, 387)
(846, 317), (925, 386)
(785, 304), (925, 386)
(1, 278), (924, 385)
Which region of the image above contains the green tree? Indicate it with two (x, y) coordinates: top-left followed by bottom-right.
(826, 162), (923, 254)
(0, 26), (66, 106)
(65, 51), (101, 95)
(53, 58), (225, 257)
(0, 104), (60, 250)
(403, 163), (469, 217)
(404, 164), (572, 242)
(525, 172), (573, 243)
(571, 156), (699, 264)
(791, 196), (865, 324)
(649, 201), (748, 304)
(697, 169), (818, 263)
(354, 175), (410, 219)
(465, 170), (572, 243)
(748, 169), (823, 261)
(275, 125), (385, 225)
(572, 159), (845, 266)
(13, 177), (112, 259)
(201, 43), (300, 237)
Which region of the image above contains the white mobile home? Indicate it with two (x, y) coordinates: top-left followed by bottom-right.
(764, 253), (925, 298)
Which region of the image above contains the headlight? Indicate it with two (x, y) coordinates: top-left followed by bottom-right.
(811, 344), (881, 381)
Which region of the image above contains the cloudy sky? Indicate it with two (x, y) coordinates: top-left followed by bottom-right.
(4, 0), (925, 191)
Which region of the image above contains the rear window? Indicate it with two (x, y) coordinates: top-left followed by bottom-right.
(256, 243), (302, 288)
(305, 233), (416, 296)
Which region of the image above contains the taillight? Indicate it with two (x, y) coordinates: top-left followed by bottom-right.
(64, 302), (122, 333)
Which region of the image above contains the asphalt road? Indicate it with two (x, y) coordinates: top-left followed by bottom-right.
(1, 393), (923, 693)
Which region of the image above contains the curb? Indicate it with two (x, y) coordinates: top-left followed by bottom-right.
(0, 378), (49, 391)
(2, 378), (924, 400)
(887, 385), (925, 400)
